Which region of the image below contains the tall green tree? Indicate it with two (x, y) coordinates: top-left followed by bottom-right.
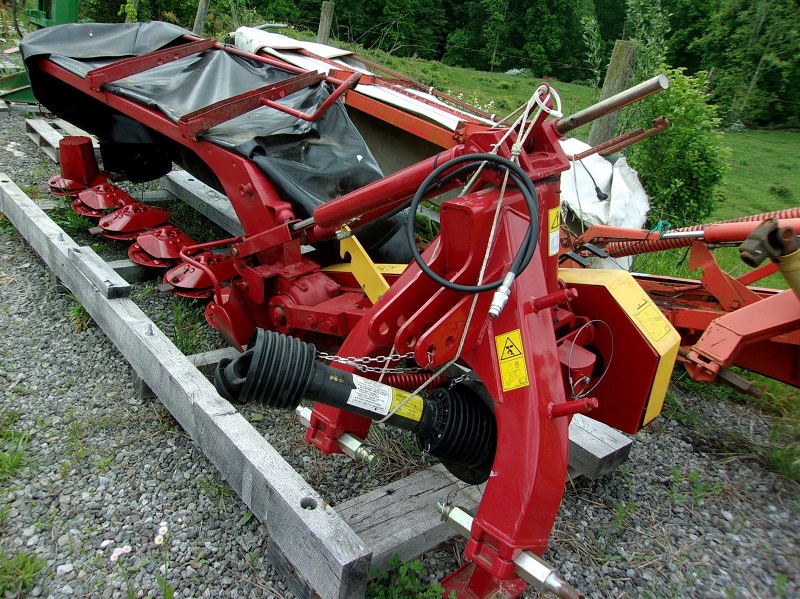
(700, 0), (800, 126)
(618, 0), (728, 225)
(662, 0), (718, 73)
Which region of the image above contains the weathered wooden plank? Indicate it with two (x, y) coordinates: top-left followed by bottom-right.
(140, 189), (176, 204)
(106, 258), (160, 283)
(68, 246), (131, 299)
(52, 119), (100, 152)
(25, 118), (62, 163)
(188, 346), (241, 376)
(568, 413), (632, 480)
(160, 171), (244, 235)
(337, 463), (482, 573)
(0, 173), (371, 599)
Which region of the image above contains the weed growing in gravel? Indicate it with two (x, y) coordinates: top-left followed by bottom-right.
(367, 555), (453, 599)
(0, 409), (29, 484)
(0, 214), (15, 234)
(0, 550), (45, 597)
(51, 204), (93, 234)
(662, 391), (699, 426)
(612, 500), (636, 532)
(154, 522), (176, 599)
(92, 453), (115, 473)
(65, 417), (88, 462)
(171, 298), (207, 355)
(108, 543), (135, 599)
(670, 468), (722, 505)
(198, 474), (235, 511)
(765, 424), (800, 481)
(67, 293), (95, 332)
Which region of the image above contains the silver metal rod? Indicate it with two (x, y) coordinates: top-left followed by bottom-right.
(291, 217), (316, 231)
(659, 230), (705, 240)
(295, 406), (378, 466)
(555, 74), (669, 134)
(437, 503), (584, 599)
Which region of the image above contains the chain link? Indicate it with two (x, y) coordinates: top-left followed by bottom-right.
(316, 351), (426, 374)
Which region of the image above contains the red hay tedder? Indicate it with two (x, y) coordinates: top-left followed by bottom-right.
(18, 22), (800, 599)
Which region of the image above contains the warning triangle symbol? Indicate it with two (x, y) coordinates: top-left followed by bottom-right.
(502, 338), (522, 359)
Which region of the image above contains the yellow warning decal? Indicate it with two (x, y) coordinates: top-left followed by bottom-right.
(390, 389), (424, 421)
(634, 300), (672, 342)
(548, 206), (561, 256)
(548, 207), (560, 232)
(495, 329), (530, 391)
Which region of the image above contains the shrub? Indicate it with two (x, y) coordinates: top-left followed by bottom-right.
(621, 67), (728, 227)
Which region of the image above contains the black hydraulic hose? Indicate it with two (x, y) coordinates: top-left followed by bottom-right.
(406, 153), (539, 293)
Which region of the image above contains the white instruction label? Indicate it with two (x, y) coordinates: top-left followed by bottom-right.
(549, 231), (560, 256)
(347, 374), (392, 415)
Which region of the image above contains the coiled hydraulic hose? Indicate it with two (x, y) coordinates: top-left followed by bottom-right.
(406, 153), (540, 293)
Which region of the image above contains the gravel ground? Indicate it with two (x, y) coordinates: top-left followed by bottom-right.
(1, 108), (798, 599)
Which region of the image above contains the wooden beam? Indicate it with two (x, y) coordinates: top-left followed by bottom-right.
(0, 173), (371, 599)
(568, 414), (632, 479)
(106, 258), (160, 283)
(160, 171), (244, 236)
(337, 464), (482, 573)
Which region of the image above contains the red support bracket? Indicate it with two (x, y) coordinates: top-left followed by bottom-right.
(261, 71), (361, 122)
(85, 38), (217, 91)
(177, 71), (325, 138)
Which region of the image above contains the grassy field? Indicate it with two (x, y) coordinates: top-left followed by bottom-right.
(714, 130), (800, 221)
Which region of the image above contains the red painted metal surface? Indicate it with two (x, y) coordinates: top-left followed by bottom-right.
(98, 203), (171, 234)
(566, 219), (800, 389)
(85, 38), (217, 90)
(261, 71), (361, 122)
(177, 70), (325, 138)
(77, 183), (135, 210)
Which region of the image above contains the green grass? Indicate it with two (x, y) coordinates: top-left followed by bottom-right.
(171, 299), (208, 355)
(0, 410), (42, 596)
(0, 550), (45, 597)
(715, 131), (800, 222)
(0, 410), (29, 485)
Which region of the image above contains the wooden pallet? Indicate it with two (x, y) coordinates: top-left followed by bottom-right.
(0, 170), (632, 598)
(24, 118), (100, 163)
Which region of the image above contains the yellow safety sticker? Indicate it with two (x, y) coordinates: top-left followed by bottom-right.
(390, 389), (424, 421)
(548, 206), (560, 256)
(634, 299), (672, 342)
(548, 207), (561, 232)
(495, 329), (530, 391)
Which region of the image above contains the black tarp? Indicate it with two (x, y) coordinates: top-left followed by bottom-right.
(20, 22), (410, 261)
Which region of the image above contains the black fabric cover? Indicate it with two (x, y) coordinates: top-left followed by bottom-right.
(20, 22), (410, 261)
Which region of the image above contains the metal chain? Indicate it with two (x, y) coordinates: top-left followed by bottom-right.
(316, 351), (426, 374)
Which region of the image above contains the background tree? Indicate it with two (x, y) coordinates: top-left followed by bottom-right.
(699, 0), (800, 127)
(618, 0), (728, 225)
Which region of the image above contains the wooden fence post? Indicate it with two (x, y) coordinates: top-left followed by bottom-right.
(317, 1), (335, 45)
(193, 0), (212, 36)
(588, 40), (636, 146)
